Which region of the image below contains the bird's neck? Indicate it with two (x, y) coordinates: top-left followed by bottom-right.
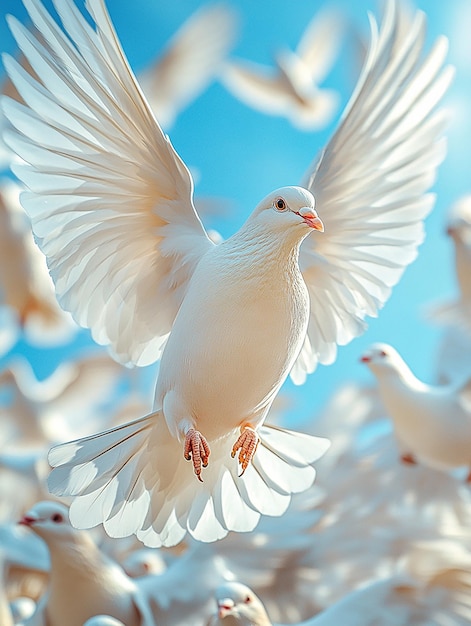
(224, 222), (306, 279)
(47, 534), (107, 582)
(377, 363), (429, 396)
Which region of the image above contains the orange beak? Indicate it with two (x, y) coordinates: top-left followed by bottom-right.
(298, 207), (324, 231)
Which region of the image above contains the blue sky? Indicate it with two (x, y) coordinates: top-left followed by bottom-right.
(0, 0), (470, 427)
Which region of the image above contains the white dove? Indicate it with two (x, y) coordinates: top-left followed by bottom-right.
(137, 3), (238, 130)
(2, 0), (452, 547)
(427, 195), (471, 334)
(18, 501), (154, 626)
(207, 543), (471, 626)
(0, 3), (237, 158)
(360, 342), (471, 477)
(220, 7), (343, 130)
(0, 179), (75, 345)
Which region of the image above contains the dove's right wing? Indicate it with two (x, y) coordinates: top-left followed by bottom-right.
(291, 0), (453, 383)
(2, 0), (215, 367)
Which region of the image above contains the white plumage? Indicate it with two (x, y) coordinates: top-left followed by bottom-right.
(1, 0), (452, 546)
(0, 179), (76, 345)
(361, 342), (471, 476)
(18, 501), (153, 626)
(220, 7), (343, 130)
(207, 544), (471, 626)
(137, 3), (238, 130)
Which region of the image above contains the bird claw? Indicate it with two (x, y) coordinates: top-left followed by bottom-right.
(231, 426), (259, 476)
(184, 429), (210, 482)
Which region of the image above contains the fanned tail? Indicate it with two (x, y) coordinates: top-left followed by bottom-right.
(47, 417), (330, 547)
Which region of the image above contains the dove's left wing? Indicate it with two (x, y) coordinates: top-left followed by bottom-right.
(2, 0), (214, 367)
(291, 0), (453, 383)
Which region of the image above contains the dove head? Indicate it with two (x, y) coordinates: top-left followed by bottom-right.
(18, 501), (74, 542)
(249, 186), (323, 240)
(360, 343), (406, 376)
(213, 581), (269, 623)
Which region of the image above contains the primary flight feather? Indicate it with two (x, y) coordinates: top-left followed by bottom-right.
(1, 0), (452, 546)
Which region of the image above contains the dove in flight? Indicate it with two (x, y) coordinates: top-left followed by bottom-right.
(1, 0), (452, 547)
(207, 542), (471, 626)
(360, 343), (471, 478)
(220, 7), (343, 130)
(137, 3), (238, 130)
(18, 501), (154, 626)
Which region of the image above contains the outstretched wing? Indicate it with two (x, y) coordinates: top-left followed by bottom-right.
(291, 0), (453, 384)
(2, 0), (214, 366)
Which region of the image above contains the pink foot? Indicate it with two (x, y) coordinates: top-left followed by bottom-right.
(400, 453), (417, 466)
(231, 426), (259, 476)
(184, 429), (210, 482)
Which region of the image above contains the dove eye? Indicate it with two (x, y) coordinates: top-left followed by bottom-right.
(51, 513), (64, 523)
(244, 596), (252, 604)
(274, 197), (287, 212)
(379, 350), (387, 357)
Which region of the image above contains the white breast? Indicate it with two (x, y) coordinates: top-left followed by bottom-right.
(154, 243), (309, 440)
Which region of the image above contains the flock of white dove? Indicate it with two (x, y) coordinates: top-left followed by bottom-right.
(0, 0), (470, 624)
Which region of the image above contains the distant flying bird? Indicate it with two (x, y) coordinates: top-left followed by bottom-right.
(427, 195), (471, 334)
(2, 0), (451, 547)
(18, 501), (153, 626)
(207, 542), (471, 625)
(0, 353), (128, 447)
(0, 180), (76, 346)
(138, 3), (238, 129)
(220, 8), (343, 129)
(360, 343), (471, 478)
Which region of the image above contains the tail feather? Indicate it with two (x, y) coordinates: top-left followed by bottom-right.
(46, 415), (330, 546)
(47, 413), (154, 497)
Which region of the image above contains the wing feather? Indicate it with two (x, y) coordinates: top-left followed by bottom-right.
(2, 0), (214, 366)
(293, 0), (453, 382)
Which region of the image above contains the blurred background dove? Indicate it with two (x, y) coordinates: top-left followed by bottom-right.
(220, 7), (344, 130)
(137, 3), (238, 130)
(360, 342), (471, 477)
(17, 501), (155, 626)
(0, 180), (76, 346)
(207, 542), (471, 625)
